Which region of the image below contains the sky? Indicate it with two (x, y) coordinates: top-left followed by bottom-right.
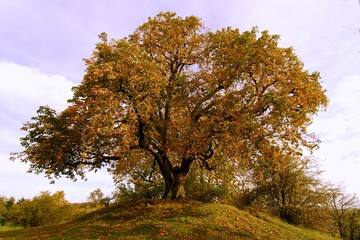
(0, 0), (359, 203)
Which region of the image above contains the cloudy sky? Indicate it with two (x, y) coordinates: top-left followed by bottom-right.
(0, 0), (359, 203)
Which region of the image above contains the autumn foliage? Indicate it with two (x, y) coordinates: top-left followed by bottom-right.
(11, 12), (328, 199)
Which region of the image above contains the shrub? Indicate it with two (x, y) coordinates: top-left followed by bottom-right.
(7, 191), (74, 227)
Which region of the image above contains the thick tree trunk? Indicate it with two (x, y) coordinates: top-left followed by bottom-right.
(162, 169), (188, 199)
(171, 170), (187, 199)
(153, 150), (193, 200)
(162, 173), (174, 199)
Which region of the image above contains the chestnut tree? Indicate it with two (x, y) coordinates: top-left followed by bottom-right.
(11, 12), (328, 199)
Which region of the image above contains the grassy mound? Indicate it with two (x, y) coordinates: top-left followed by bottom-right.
(0, 199), (339, 239)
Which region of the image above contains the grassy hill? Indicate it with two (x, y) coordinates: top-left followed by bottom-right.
(0, 199), (340, 240)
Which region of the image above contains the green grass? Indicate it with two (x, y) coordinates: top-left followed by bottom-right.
(0, 199), (340, 239)
(0, 226), (22, 232)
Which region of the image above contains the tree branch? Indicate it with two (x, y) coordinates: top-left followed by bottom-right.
(197, 143), (217, 171)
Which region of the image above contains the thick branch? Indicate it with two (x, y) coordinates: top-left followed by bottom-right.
(137, 116), (147, 149)
(102, 156), (121, 161)
(197, 143), (216, 171)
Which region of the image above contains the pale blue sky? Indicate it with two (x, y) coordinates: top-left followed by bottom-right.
(0, 0), (359, 202)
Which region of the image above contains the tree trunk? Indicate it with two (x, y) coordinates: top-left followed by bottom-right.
(162, 172), (174, 199)
(154, 151), (193, 200)
(171, 169), (187, 199)
(162, 168), (188, 199)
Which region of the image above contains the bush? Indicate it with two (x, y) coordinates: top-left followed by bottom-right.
(7, 191), (74, 227)
(113, 180), (164, 201)
(0, 197), (6, 226)
(0, 196), (15, 226)
(184, 169), (228, 203)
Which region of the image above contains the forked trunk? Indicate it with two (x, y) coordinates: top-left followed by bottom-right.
(155, 153), (193, 200)
(162, 167), (188, 199)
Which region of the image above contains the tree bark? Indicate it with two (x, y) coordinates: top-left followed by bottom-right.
(171, 168), (187, 199)
(162, 172), (174, 199)
(161, 167), (188, 199)
(150, 147), (193, 199)
(158, 156), (193, 199)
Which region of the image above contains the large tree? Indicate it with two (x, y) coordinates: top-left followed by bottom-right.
(11, 12), (328, 199)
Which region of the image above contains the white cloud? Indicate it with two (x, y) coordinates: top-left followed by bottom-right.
(0, 61), (74, 113)
(0, 62), (114, 202)
(0, 61), (74, 152)
(309, 74), (360, 194)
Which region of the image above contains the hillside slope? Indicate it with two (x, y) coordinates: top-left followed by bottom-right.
(0, 199), (339, 240)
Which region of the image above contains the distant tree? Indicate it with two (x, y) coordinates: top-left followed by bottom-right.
(87, 188), (105, 207)
(329, 188), (360, 239)
(272, 161), (329, 226)
(236, 155), (333, 228)
(11, 12), (328, 200)
(6, 197), (15, 211)
(344, 209), (360, 240)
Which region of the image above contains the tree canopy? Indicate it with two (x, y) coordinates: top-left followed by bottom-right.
(11, 12), (328, 199)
